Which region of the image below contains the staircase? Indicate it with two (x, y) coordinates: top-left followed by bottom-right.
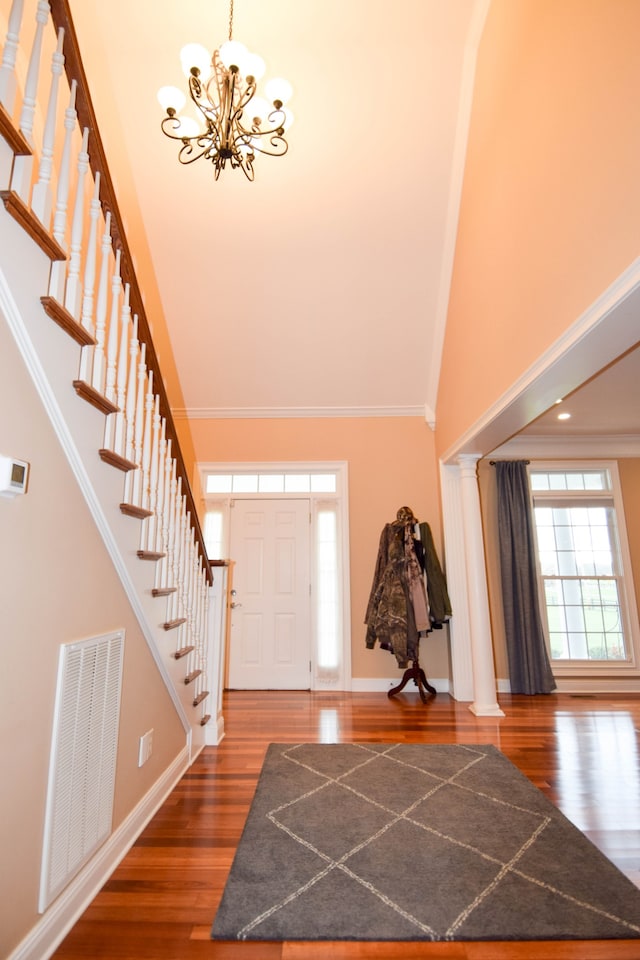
(0, 0), (219, 752)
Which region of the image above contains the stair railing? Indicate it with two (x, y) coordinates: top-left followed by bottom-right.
(0, 0), (213, 725)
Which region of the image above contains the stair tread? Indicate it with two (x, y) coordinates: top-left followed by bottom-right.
(163, 618), (187, 630)
(173, 645), (195, 660)
(0, 189), (66, 261)
(73, 379), (118, 415)
(41, 296), (96, 347)
(99, 449), (138, 472)
(152, 586), (177, 596)
(121, 502), (153, 519)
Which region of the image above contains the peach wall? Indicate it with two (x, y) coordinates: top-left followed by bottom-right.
(436, 0), (640, 456)
(188, 416), (451, 681)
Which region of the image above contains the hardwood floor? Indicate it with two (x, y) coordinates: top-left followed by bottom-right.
(51, 690), (640, 960)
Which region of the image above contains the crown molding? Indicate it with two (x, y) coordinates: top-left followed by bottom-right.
(173, 405), (427, 420)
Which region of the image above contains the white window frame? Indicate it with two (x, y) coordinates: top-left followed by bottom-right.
(197, 461), (352, 691)
(529, 460), (640, 677)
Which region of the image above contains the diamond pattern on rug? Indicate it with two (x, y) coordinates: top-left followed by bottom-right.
(211, 742), (640, 942)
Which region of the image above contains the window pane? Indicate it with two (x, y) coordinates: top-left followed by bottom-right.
(531, 474), (550, 490)
(204, 511), (224, 559)
(549, 474), (568, 490)
(258, 474), (284, 493)
(206, 474), (232, 493)
(284, 474), (310, 492)
(311, 474), (337, 493)
(232, 475), (258, 493)
(316, 509), (339, 670)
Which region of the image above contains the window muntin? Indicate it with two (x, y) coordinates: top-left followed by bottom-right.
(205, 471), (336, 495)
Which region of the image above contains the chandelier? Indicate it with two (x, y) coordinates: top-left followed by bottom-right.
(157, 0), (293, 181)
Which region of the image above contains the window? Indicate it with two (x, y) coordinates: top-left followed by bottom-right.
(529, 463), (639, 671)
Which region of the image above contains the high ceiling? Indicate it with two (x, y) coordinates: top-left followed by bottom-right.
(68, 0), (639, 440)
(69, 0), (482, 418)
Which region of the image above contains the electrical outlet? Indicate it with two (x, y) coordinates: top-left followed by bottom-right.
(138, 729), (153, 767)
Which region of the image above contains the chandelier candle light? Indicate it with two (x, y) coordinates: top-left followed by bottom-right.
(157, 0), (293, 181)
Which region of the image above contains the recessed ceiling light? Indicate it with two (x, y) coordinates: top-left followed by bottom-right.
(557, 412), (571, 420)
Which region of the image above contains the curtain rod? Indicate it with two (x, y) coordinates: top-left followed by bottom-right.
(489, 460), (530, 465)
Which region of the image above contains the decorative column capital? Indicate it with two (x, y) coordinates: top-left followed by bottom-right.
(457, 453), (482, 480)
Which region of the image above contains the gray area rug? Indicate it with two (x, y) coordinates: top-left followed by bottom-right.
(211, 742), (640, 941)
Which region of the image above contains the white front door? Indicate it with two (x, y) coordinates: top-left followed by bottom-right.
(227, 498), (311, 689)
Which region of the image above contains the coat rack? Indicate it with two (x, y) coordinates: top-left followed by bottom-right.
(388, 660), (436, 704)
(365, 505), (450, 705)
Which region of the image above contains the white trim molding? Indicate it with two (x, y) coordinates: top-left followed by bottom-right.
(175, 405), (427, 420)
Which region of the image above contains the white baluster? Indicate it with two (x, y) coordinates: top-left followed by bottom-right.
(129, 342), (147, 507)
(139, 369), (154, 526)
(78, 172), (101, 382)
(144, 394), (161, 551)
(64, 127), (90, 319)
(152, 418), (167, 557)
(103, 247), (122, 410)
(10, 0), (49, 200)
(0, 0), (25, 114)
(48, 79), (77, 301)
(156, 443), (174, 590)
(31, 26), (65, 229)
(91, 211), (112, 395)
(122, 314), (139, 487)
(170, 477), (183, 620)
(51, 78), (76, 246)
(108, 283), (130, 456)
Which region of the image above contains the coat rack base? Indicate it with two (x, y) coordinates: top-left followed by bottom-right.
(388, 660), (436, 704)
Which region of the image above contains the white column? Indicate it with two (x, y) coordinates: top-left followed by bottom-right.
(458, 454), (505, 717)
(440, 462), (474, 701)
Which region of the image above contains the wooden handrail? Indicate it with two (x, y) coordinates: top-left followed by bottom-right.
(49, 0), (212, 585)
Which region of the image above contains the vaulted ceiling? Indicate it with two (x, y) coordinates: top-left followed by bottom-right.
(69, 0), (482, 419)
(68, 0), (639, 439)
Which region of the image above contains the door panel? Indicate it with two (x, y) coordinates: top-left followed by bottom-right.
(228, 499), (311, 689)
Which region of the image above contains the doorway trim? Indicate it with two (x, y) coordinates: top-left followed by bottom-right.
(198, 460), (352, 691)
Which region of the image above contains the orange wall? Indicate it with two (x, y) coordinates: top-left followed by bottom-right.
(188, 416), (451, 680)
(436, 0), (640, 456)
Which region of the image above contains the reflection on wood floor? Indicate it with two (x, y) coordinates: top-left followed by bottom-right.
(51, 690), (640, 959)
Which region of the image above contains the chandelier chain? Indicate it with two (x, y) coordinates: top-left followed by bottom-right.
(228, 0), (234, 41)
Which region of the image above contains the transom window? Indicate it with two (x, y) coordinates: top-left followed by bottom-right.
(529, 463), (638, 671)
(205, 472), (337, 495)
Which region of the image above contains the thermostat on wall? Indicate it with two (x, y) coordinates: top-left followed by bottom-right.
(0, 455), (29, 498)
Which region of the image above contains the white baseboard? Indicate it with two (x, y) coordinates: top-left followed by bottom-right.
(497, 677), (640, 695)
(351, 677), (450, 694)
(9, 745), (191, 960)
(552, 676), (640, 694)
(206, 714), (225, 745)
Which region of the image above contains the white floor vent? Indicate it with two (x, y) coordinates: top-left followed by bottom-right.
(39, 630), (125, 912)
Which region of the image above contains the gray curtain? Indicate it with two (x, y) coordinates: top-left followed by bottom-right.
(495, 460), (556, 694)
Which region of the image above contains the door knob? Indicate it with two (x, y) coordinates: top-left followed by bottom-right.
(230, 601), (242, 608)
